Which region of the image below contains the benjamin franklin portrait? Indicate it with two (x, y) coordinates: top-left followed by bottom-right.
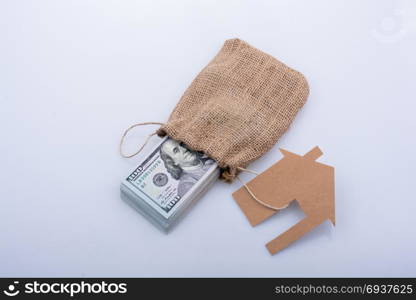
(159, 139), (214, 197)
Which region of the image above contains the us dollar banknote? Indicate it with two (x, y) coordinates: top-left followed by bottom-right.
(121, 136), (219, 231)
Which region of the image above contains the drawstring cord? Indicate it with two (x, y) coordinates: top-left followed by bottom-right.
(119, 122), (287, 210)
(236, 167), (289, 211)
(119, 122), (164, 158)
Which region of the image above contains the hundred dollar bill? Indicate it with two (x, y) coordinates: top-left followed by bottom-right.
(121, 136), (219, 231)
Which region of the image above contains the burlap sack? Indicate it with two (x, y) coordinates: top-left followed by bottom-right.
(157, 38), (309, 181)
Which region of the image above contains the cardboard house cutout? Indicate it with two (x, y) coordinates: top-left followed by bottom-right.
(232, 146), (335, 255)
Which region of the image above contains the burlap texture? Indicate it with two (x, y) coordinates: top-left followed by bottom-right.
(157, 38), (309, 181)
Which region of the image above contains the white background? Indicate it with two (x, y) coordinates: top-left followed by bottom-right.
(1, 0), (415, 277)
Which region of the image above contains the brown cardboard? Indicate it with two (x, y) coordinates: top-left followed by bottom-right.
(232, 146), (335, 255)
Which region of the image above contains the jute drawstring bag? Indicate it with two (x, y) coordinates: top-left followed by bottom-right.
(155, 38), (309, 181)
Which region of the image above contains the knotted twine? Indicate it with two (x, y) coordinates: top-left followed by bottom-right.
(120, 122), (288, 210)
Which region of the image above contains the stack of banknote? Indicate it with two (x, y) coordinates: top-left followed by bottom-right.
(121, 136), (219, 232)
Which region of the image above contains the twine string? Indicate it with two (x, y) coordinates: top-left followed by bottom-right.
(119, 123), (288, 211)
(237, 167), (289, 211)
(119, 122), (165, 158)
(236, 166), (259, 176)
